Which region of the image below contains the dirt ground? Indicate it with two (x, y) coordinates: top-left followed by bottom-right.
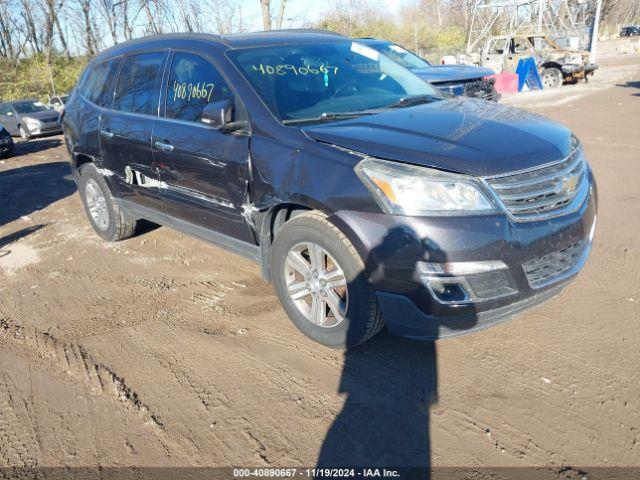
(0, 52), (639, 476)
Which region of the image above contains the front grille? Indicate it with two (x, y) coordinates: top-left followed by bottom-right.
(41, 116), (60, 123)
(436, 79), (495, 100)
(462, 79), (495, 100)
(523, 240), (586, 288)
(485, 148), (587, 221)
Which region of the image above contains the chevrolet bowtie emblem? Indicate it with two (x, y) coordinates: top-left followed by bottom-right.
(560, 175), (579, 193)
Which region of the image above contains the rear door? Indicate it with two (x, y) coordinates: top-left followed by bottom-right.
(99, 51), (167, 210)
(152, 51), (253, 242)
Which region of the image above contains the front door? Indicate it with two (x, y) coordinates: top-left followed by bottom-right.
(99, 51), (167, 210)
(152, 51), (253, 242)
(507, 37), (535, 72)
(483, 38), (509, 73)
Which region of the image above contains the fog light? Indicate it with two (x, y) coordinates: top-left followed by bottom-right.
(418, 260), (517, 305)
(428, 278), (470, 303)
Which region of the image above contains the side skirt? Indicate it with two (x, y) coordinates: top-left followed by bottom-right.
(117, 198), (261, 264)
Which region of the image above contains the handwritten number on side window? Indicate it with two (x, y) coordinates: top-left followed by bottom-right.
(173, 81), (215, 102)
(250, 64), (339, 76)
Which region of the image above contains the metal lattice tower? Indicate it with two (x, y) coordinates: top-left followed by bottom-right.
(466, 0), (597, 54)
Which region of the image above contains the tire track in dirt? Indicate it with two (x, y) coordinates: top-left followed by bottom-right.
(119, 323), (338, 465)
(0, 315), (184, 457)
(0, 373), (40, 467)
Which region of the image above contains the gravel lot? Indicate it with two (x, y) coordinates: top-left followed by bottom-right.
(0, 52), (639, 477)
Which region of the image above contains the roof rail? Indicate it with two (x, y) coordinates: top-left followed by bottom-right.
(248, 28), (345, 36)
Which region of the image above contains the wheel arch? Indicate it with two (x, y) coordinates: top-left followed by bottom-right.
(74, 153), (95, 170)
(256, 203), (372, 284)
(257, 203), (313, 281)
(541, 61), (563, 73)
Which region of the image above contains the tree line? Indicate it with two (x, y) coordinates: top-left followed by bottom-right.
(0, 0), (637, 101)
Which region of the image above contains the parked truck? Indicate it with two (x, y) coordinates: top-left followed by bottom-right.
(475, 34), (597, 88)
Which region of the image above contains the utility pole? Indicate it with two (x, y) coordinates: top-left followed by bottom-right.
(589, 0), (603, 63)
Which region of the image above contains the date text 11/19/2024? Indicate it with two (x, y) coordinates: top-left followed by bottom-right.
(233, 468), (402, 478)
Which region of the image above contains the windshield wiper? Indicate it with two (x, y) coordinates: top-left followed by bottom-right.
(386, 94), (441, 109)
(282, 110), (376, 126)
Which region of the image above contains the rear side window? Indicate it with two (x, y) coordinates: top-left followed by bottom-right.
(78, 58), (121, 107)
(165, 52), (234, 123)
(114, 52), (165, 115)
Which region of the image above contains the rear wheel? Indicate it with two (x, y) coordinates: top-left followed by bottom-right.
(78, 163), (137, 242)
(271, 211), (383, 348)
(541, 67), (562, 89)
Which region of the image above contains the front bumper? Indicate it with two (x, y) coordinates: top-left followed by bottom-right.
(26, 124), (62, 137)
(561, 63), (598, 76)
(330, 173), (597, 340)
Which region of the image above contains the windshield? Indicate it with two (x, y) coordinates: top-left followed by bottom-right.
(13, 101), (50, 114)
(228, 41), (441, 122)
(366, 42), (432, 70)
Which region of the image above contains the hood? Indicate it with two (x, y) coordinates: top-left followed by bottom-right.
(22, 110), (60, 122)
(412, 65), (495, 84)
(302, 98), (574, 177)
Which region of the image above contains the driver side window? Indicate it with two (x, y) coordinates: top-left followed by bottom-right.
(165, 52), (236, 124)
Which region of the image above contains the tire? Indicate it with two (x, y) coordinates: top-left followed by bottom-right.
(541, 67), (562, 89)
(18, 125), (31, 141)
(270, 211), (383, 348)
(77, 163), (137, 242)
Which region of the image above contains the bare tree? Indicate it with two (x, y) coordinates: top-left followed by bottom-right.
(96, 0), (119, 44)
(54, 4), (72, 58)
(78, 0), (96, 54)
(276, 0), (287, 29)
(20, 0), (43, 54)
(121, 0), (134, 40)
(260, 0), (271, 30)
(0, 2), (17, 59)
(40, 0), (63, 61)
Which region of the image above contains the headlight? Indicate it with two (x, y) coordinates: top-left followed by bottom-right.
(24, 117), (41, 128)
(355, 157), (496, 216)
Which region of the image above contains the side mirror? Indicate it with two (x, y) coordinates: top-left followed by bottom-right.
(201, 99), (233, 128)
(6, 111), (12, 116)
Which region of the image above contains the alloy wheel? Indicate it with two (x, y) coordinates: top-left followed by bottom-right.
(85, 179), (109, 231)
(284, 242), (348, 328)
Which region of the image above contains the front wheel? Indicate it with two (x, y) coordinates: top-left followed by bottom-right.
(18, 125), (31, 141)
(541, 67), (562, 89)
(271, 211), (383, 348)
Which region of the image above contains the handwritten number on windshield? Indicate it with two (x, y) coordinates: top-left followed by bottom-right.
(250, 64), (339, 76)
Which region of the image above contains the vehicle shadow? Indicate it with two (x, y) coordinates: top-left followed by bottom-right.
(616, 81), (640, 97)
(0, 225), (45, 258)
(12, 137), (62, 158)
(0, 161), (76, 226)
(317, 228), (479, 478)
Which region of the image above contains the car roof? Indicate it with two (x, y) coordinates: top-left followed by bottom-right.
(93, 29), (347, 62)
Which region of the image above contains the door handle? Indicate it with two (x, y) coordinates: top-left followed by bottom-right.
(100, 129), (114, 139)
(154, 141), (174, 152)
